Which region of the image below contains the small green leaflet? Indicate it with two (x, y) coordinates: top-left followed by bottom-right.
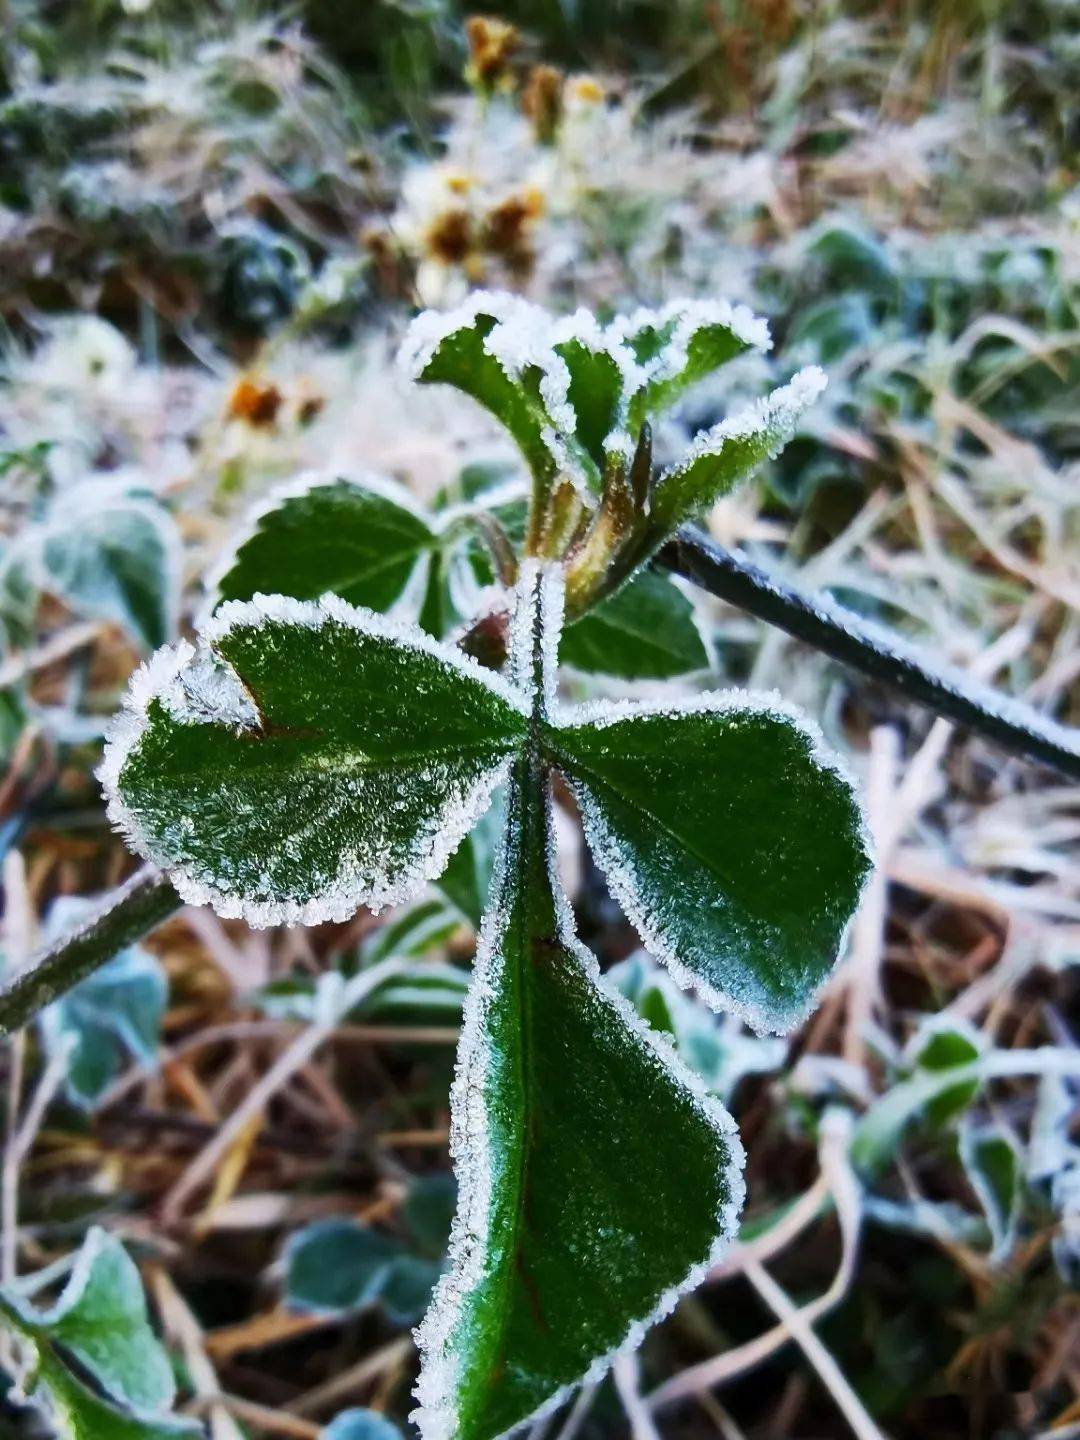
(104, 563), (870, 1440)
(415, 748), (744, 1440)
(101, 595), (527, 927)
(611, 297), (771, 429)
(648, 366), (828, 535)
(0, 1229), (197, 1440)
(907, 1016), (985, 1127)
(214, 472), (436, 615)
(560, 569), (710, 680)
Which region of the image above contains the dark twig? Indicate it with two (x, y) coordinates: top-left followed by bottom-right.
(0, 866), (182, 1036)
(660, 526), (1080, 780)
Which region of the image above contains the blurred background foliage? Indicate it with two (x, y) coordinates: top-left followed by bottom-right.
(0, 2), (1078, 1438)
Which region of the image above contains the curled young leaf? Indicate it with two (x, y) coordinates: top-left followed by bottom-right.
(100, 595), (527, 927)
(648, 366), (828, 536)
(610, 298), (772, 428)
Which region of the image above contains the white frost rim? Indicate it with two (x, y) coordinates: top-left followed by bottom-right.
(98, 592), (529, 929)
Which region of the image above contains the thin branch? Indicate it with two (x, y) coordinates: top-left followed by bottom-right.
(659, 527), (1080, 779)
(0, 866), (182, 1037)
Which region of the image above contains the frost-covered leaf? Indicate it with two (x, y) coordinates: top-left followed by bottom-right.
(101, 596), (527, 926)
(416, 590), (744, 1440)
(39, 897), (165, 1107)
(38, 487), (179, 650)
(286, 1176), (453, 1327)
(214, 473), (436, 616)
(960, 1123), (1022, 1262)
(0, 1230), (193, 1439)
(612, 299), (772, 429)
(400, 295), (562, 493)
(649, 367), (828, 533)
(561, 569), (710, 679)
(30, 1359), (199, 1440)
(323, 1410), (404, 1440)
(549, 696), (871, 1033)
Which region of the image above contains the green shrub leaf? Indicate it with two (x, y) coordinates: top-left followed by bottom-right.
(38, 487), (179, 650)
(101, 596), (527, 926)
(561, 568), (710, 679)
(400, 296), (562, 493)
(38, 896), (165, 1107)
(414, 572), (744, 1440)
(549, 695), (872, 1032)
(0, 1230), (196, 1439)
(215, 473), (436, 615)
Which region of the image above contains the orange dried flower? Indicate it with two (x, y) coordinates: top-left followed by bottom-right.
(227, 378), (283, 428)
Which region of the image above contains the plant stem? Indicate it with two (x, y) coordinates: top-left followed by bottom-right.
(660, 527), (1080, 780)
(0, 866), (181, 1037)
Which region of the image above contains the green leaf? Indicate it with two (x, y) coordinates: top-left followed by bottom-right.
(285, 1194), (448, 1327)
(404, 1175), (457, 1256)
(214, 474), (435, 615)
(0, 1231), (196, 1440)
(561, 569), (710, 679)
(552, 333), (627, 470)
(416, 671), (744, 1439)
(908, 1018), (984, 1127)
(285, 1221), (404, 1314)
(39, 489), (178, 650)
(608, 952), (784, 1101)
(549, 697), (872, 1032)
(39, 897), (165, 1107)
(323, 1410), (404, 1440)
(960, 1124), (1022, 1262)
(101, 596), (527, 927)
(361, 896), (464, 965)
(400, 298), (559, 494)
(649, 366), (827, 533)
(34, 1358), (200, 1440)
(613, 299), (771, 429)
(435, 788), (505, 928)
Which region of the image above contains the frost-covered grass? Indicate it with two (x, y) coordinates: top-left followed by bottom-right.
(0, 3), (1078, 1438)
